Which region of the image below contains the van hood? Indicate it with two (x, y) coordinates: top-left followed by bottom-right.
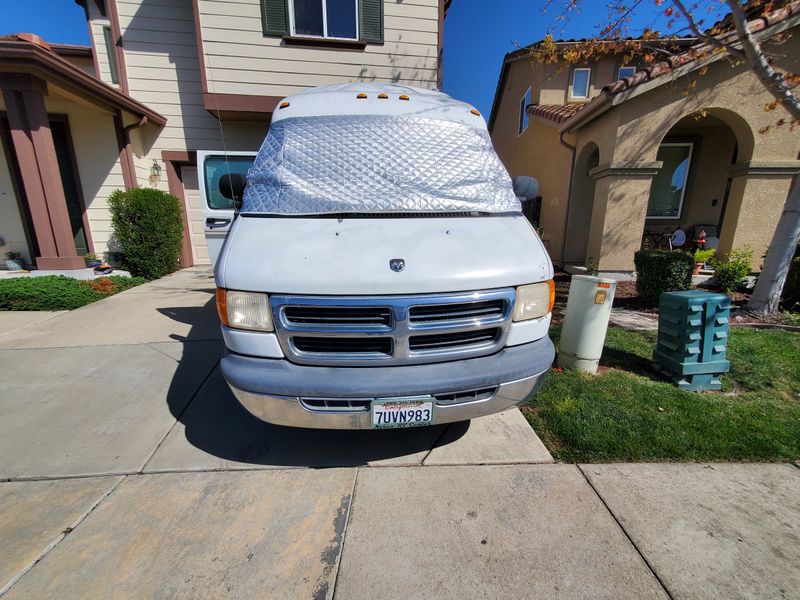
(216, 215), (552, 295)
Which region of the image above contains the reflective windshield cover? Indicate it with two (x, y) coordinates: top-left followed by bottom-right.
(242, 115), (520, 215)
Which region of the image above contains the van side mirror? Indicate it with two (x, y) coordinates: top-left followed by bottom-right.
(512, 176), (539, 200)
(219, 172), (247, 210)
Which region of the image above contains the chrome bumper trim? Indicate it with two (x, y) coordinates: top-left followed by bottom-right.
(228, 373), (546, 430)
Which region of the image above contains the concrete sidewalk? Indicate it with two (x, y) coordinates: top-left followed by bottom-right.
(1, 268), (798, 599)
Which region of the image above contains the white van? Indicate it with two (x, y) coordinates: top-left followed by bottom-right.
(201, 83), (554, 429)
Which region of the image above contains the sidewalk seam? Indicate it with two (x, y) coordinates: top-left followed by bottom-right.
(0, 475), (127, 598)
(0, 311), (67, 340)
(137, 360), (220, 473)
(330, 467), (359, 600)
(577, 465), (674, 600)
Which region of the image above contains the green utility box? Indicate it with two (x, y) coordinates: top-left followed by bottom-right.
(653, 291), (731, 391)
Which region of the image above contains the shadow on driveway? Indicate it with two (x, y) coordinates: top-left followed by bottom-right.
(158, 298), (469, 468)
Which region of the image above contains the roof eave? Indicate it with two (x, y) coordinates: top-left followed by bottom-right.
(0, 40), (166, 127)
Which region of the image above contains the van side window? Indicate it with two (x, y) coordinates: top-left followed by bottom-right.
(203, 156), (256, 210)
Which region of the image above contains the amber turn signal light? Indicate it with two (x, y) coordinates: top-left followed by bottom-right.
(215, 288), (228, 326)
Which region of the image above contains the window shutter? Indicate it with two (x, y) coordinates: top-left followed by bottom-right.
(359, 0), (383, 44)
(261, 0), (288, 36)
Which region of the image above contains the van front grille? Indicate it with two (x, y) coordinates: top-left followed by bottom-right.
(271, 289), (516, 366)
(284, 306), (392, 327)
(409, 299), (505, 324)
(409, 328), (500, 351)
(292, 337), (392, 355)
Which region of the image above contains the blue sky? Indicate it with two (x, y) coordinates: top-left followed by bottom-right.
(4, 0), (714, 117)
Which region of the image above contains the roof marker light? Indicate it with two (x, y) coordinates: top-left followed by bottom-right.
(399, 94), (410, 101)
(378, 93), (389, 99)
(357, 93), (367, 99)
(470, 109), (481, 116)
(279, 101), (290, 109)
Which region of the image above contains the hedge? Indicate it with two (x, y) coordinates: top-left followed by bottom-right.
(634, 250), (694, 305)
(109, 187), (184, 280)
(0, 275), (145, 311)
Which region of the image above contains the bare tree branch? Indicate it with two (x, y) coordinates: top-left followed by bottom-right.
(671, 0), (746, 59)
(725, 0), (800, 121)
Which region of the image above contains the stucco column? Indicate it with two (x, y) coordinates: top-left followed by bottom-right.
(0, 73), (85, 269)
(717, 160), (800, 269)
(585, 161), (662, 272)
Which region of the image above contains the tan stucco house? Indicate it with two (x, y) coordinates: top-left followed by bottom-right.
(0, 0), (447, 269)
(489, 2), (800, 273)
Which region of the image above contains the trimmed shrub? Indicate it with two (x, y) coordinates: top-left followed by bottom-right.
(712, 247), (752, 292)
(0, 275), (145, 311)
(634, 250), (694, 305)
(108, 188), (184, 280)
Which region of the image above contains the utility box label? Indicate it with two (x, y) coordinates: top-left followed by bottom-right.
(594, 290), (607, 304)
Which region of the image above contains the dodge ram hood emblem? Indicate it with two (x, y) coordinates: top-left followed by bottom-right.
(389, 258), (405, 272)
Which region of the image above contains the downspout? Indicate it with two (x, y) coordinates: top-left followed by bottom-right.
(116, 115), (147, 189)
(558, 130), (577, 267)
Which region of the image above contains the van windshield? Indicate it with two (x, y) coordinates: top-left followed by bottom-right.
(242, 115), (520, 216)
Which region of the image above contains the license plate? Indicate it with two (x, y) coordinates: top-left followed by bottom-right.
(372, 396), (434, 429)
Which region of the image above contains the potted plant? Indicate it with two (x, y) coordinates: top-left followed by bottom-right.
(84, 253), (102, 268)
(693, 248), (715, 275)
(4, 251), (24, 271)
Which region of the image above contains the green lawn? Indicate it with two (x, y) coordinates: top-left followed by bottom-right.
(524, 326), (800, 463)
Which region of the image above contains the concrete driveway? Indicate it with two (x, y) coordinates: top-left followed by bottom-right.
(1, 268), (798, 599)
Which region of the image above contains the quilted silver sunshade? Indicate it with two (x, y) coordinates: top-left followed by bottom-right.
(242, 115), (521, 215)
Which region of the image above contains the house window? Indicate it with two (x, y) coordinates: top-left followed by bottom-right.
(618, 65), (636, 79)
(102, 26), (120, 85)
(289, 0), (358, 39)
(571, 68), (591, 99)
(646, 143), (693, 219)
(518, 87), (531, 135)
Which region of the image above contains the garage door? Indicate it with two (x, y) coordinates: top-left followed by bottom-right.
(180, 166), (210, 266)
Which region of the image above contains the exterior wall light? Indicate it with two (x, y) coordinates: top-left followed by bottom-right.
(149, 160), (162, 186)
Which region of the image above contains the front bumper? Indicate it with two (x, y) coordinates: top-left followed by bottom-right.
(221, 336), (554, 429)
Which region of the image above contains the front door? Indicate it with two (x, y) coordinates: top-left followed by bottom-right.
(49, 118), (89, 256)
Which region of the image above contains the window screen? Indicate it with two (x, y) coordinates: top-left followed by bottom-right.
(518, 87), (531, 135)
(646, 144), (693, 219)
(571, 68), (590, 98)
(618, 66), (636, 79)
(203, 156), (256, 210)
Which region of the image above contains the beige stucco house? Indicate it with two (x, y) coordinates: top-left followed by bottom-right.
(489, 2), (800, 273)
(0, 0), (447, 269)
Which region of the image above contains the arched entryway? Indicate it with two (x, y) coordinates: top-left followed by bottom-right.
(640, 108), (755, 256)
(563, 142), (599, 264)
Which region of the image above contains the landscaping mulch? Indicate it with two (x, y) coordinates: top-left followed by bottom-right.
(553, 270), (799, 327)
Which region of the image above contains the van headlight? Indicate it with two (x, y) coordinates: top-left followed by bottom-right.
(513, 280), (555, 321)
(216, 289), (274, 331)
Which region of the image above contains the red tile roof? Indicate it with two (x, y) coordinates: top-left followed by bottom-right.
(526, 103), (584, 124)
(602, 0), (800, 98)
